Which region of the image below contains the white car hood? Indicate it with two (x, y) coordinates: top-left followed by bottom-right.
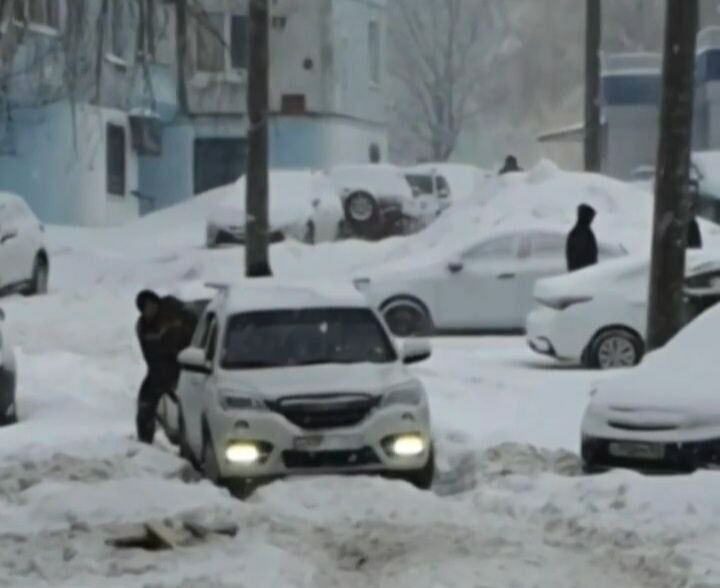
(218, 363), (413, 401)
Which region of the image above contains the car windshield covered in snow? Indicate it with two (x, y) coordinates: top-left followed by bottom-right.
(221, 308), (397, 369)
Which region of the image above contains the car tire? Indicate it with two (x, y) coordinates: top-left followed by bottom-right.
(402, 447), (435, 490)
(382, 299), (432, 337)
(344, 191), (380, 238)
(202, 430), (222, 485)
(178, 412), (197, 468)
(26, 255), (49, 296)
(587, 329), (644, 370)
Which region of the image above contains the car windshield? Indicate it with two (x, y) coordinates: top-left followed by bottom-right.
(405, 174), (435, 197)
(221, 308), (397, 369)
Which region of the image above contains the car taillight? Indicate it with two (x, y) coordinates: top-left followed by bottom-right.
(535, 296), (592, 310)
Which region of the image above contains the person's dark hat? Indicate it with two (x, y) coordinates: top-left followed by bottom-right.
(136, 290), (160, 312)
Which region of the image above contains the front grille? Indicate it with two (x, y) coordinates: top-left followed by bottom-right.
(282, 447), (380, 469)
(266, 394), (380, 430)
(608, 422), (678, 432)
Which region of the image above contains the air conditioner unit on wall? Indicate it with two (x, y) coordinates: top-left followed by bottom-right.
(129, 113), (162, 156)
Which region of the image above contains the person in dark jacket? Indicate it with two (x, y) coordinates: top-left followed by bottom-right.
(499, 155), (522, 175)
(135, 292), (195, 444)
(566, 204), (599, 272)
(687, 204), (703, 250)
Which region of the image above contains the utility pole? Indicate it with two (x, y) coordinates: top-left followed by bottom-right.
(584, 0), (602, 172)
(245, 0), (272, 278)
(647, 0), (699, 351)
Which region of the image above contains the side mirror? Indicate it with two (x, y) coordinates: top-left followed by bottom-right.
(312, 198), (321, 208)
(402, 339), (432, 365)
(448, 260), (464, 274)
(179, 348), (212, 375)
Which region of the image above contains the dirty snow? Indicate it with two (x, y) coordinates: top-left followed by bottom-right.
(1, 164), (720, 587)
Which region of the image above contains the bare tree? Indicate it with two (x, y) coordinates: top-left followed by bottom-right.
(390, 0), (491, 162)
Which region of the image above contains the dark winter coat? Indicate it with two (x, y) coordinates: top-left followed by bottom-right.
(688, 218), (703, 250)
(136, 296), (195, 390)
(566, 204), (599, 272)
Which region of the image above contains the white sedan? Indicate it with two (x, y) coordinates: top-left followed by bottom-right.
(581, 302), (720, 473)
(0, 192), (49, 296)
(206, 170), (344, 247)
(354, 228), (625, 336)
(527, 252), (720, 369)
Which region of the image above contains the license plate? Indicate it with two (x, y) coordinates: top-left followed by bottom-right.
(609, 442), (666, 461)
(293, 435), (363, 451)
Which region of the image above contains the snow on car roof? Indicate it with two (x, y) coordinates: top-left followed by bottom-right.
(534, 250), (720, 299)
(221, 279), (370, 315)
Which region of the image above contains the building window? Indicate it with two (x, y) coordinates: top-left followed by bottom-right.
(230, 15), (248, 70)
(107, 124), (126, 197)
(193, 138), (247, 195)
(15, 0), (61, 30)
(368, 21), (381, 85)
(196, 13), (225, 73)
(109, 0), (128, 61)
(281, 95), (306, 115)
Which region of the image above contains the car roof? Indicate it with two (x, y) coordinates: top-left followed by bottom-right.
(217, 279), (371, 316)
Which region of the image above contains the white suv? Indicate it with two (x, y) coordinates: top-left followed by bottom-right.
(173, 280), (435, 494)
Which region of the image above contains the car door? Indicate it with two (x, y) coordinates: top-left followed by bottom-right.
(435, 235), (522, 330)
(515, 231), (569, 319)
(179, 313), (217, 455)
(0, 201), (25, 289)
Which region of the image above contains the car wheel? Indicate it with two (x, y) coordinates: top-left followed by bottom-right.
(589, 329), (644, 370)
(402, 447), (435, 490)
(304, 221), (316, 245)
(26, 256), (49, 296)
(383, 300), (432, 337)
(202, 431), (221, 485)
(178, 412), (197, 467)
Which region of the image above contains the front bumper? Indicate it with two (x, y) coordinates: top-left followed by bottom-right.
(526, 307), (585, 362)
(208, 402), (432, 479)
(582, 434), (720, 473)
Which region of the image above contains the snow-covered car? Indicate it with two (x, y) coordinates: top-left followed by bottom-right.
(0, 192), (49, 296)
(330, 164), (439, 239)
(409, 163), (491, 205)
(0, 310), (16, 426)
(205, 170), (344, 247)
(354, 228), (626, 336)
(526, 252), (720, 369)
(173, 280), (435, 494)
(404, 169), (452, 214)
(581, 303), (720, 473)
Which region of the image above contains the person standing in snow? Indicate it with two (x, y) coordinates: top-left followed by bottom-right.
(499, 155), (522, 175)
(135, 292), (195, 444)
(687, 203), (703, 250)
(565, 204), (599, 272)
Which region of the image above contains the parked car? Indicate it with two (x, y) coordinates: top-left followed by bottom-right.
(581, 303), (720, 473)
(526, 252), (720, 369)
(354, 228), (626, 336)
(205, 170), (344, 248)
(330, 164), (439, 240)
(0, 192), (49, 296)
(404, 169), (452, 214)
(0, 310), (17, 426)
(170, 280), (435, 495)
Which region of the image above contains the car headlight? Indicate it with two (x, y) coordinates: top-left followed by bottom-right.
(219, 389), (267, 411)
(382, 383), (423, 407)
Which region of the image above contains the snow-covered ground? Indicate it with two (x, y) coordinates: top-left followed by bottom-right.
(2, 164), (720, 587)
